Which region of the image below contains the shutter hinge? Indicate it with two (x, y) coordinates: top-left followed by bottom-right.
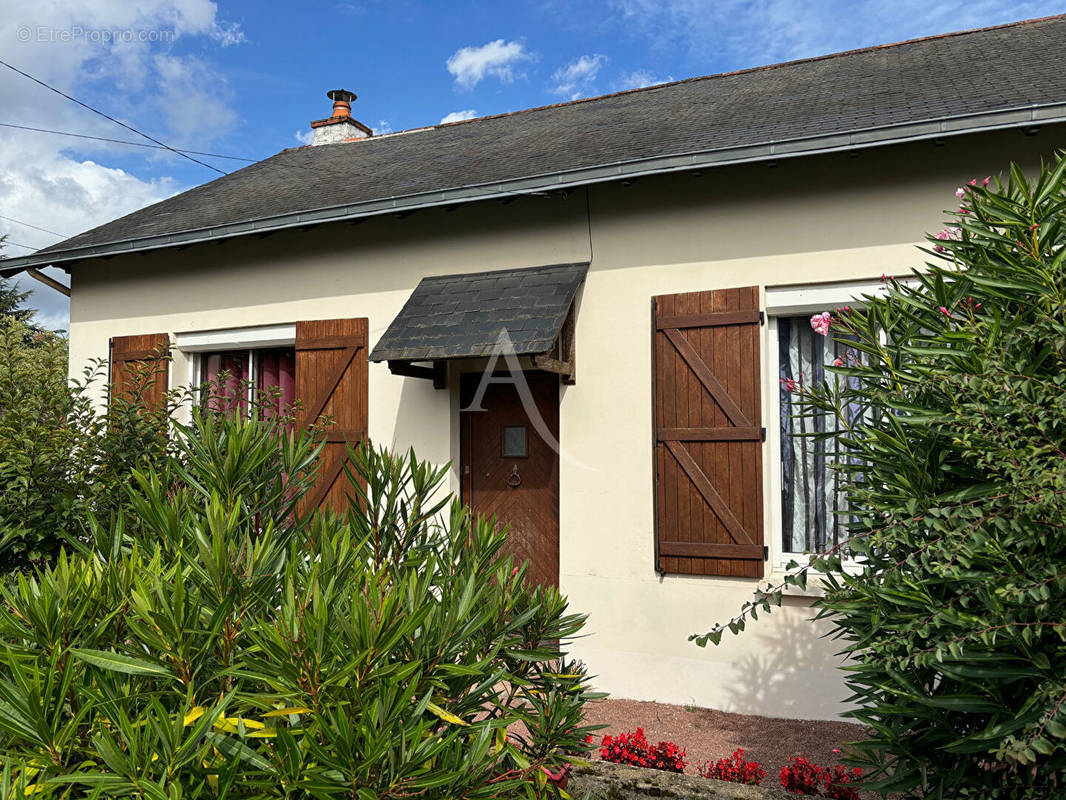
(759, 310), (765, 325)
(763, 545), (769, 561)
(761, 427), (766, 442)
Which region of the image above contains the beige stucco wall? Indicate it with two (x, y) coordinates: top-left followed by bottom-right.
(68, 126), (1063, 721)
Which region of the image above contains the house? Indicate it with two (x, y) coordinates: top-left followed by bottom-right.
(5, 15), (1066, 721)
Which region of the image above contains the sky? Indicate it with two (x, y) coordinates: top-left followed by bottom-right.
(0, 0), (1062, 330)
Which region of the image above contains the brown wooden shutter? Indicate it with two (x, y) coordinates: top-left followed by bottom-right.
(652, 287), (765, 577)
(295, 318), (369, 514)
(110, 333), (171, 412)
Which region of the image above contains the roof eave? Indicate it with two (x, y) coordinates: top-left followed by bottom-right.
(4, 101), (1064, 277)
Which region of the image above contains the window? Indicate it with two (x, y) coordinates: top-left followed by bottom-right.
(766, 280), (889, 567)
(502, 425), (527, 457)
(198, 347), (295, 417)
(777, 316), (861, 555)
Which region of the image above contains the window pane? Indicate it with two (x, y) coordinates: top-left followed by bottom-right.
(256, 348), (296, 420)
(200, 350), (249, 414)
(503, 425), (527, 457)
(779, 316), (864, 554)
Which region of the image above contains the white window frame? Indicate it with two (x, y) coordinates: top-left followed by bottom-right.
(174, 324), (297, 413)
(764, 280), (889, 575)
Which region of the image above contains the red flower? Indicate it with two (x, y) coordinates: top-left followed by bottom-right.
(698, 749), (766, 786)
(599, 729), (686, 773)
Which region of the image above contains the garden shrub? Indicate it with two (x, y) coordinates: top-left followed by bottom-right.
(0, 409), (599, 798)
(0, 325), (177, 571)
(695, 156), (1066, 798)
(599, 728), (686, 773)
(697, 748), (766, 785)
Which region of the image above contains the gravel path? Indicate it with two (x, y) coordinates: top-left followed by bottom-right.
(584, 697), (865, 777)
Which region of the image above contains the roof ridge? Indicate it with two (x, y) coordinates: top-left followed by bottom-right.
(391, 13), (1066, 138)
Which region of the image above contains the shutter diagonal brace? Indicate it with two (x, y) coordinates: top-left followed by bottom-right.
(663, 327), (751, 428)
(664, 439), (755, 547)
(297, 343), (360, 429)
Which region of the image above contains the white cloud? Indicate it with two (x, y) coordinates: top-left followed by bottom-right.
(446, 39), (533, 89)
(612, 69), (671, 91)
(375, 119), (394, 135)
(0, 0), (245, 329)
(293, 129), (314, 145)
(0, 144), (178, 331)
(550, 54), (606, 100)
(440, 109), (478, 124)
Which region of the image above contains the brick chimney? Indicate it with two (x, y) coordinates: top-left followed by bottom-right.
(310, 89), (372, 145)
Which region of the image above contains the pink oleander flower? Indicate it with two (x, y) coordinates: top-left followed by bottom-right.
(780, 376), (801, 393)
(938, 306), (951, 317)
(968, 178), (977, 187)
(982, 176), (991, 186)
(832, 357), (843, 367)
(810, 311), (832, 336)
(955, 187), (966, 199)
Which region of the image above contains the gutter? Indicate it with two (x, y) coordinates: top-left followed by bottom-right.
(3, 100), (1065, 277)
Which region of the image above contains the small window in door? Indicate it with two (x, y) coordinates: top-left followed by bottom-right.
(502, 425), (527, 457)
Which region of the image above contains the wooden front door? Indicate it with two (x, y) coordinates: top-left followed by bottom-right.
(460, 371), (559, 587)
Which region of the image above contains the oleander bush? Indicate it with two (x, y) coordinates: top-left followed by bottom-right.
(695, 155), (1066, 797)
(0, 408), (599, 798)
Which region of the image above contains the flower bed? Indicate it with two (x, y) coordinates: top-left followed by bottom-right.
(599, 729), (861, 797)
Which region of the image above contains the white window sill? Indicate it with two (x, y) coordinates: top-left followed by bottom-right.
(770, 557), (865, 598)
(769, 571), (828, 598)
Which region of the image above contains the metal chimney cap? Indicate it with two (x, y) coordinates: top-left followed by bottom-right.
(327, 89), (357, 103)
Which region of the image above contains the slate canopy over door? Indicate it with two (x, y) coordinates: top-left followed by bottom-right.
(652, 286), (766, 577)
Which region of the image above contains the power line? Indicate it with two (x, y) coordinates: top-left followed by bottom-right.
(0, 122), (257, 163)
(0, 240), (39, 252)
(0, 58), (228, 176)
(0, 214), (66, 238)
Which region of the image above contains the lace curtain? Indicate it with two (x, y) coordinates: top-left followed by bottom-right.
(778, 316), (864, 554)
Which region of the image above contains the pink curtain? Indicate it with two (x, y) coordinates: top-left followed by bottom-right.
(257, 349), (296, 420)
(201, 351), (249, 413)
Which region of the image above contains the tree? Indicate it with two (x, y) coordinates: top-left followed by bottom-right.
(694, 159), (1066, 798)
(0, 235), (40, 329)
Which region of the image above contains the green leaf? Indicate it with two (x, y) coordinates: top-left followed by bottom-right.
(69, 648), (172, 678)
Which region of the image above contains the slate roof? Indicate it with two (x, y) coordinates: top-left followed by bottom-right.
(370, 263), (588, 361)
(5, 15), (1066, 274)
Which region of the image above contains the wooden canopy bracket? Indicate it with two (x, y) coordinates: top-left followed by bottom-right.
(26, 268), (70, 298)
(533, 301), (577, 384)
(387, 359), (447, 389)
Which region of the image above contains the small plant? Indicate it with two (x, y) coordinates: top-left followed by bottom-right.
(599, 728), (687, 773)
(779, 757), (861, 798)
(780, 757), (825, 795)
(698, 748), (766, 785)
(824, 764), (862, 800)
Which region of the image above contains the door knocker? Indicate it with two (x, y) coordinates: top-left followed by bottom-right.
(507, 464), (522, 488)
